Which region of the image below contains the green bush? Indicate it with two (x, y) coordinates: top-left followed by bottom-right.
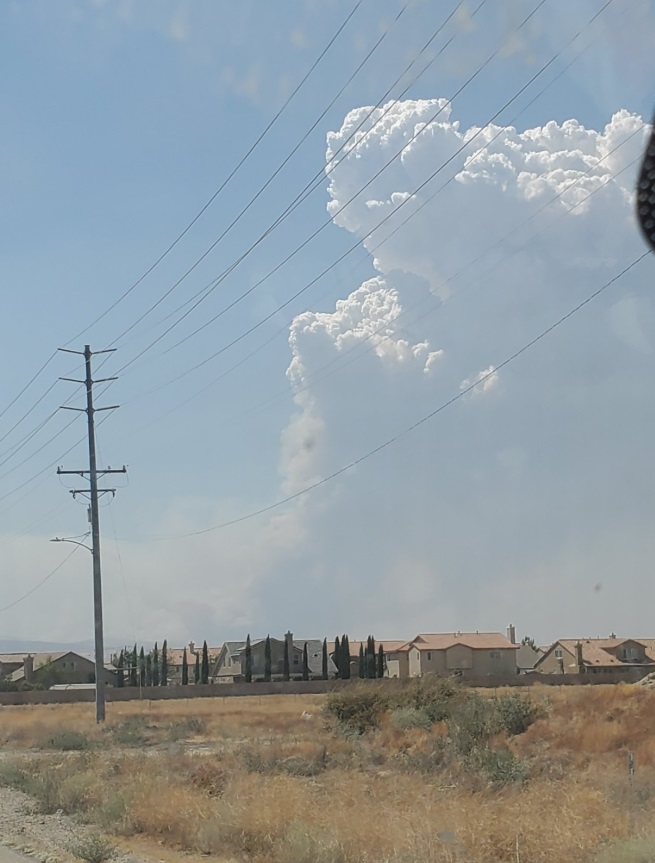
(480, 746), (526, 786)
(494, 693), (543, 736)
(41, 730), (92, 751)
(393, 739), (449, 774)
(393, 677), (461, 722)
(69, 833), (115, 863)
(449, 693), (496, 755)
(390, 707), (434, 730)
(325, 686), (388, 734)
(106, 716), (150, 746)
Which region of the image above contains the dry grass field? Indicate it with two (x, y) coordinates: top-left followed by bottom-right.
(0, 682), (654, 863)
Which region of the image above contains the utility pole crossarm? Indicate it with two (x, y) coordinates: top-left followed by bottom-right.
(55, 344), (126, 724)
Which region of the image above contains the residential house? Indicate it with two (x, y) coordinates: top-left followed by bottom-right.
(516, 642), (543, 674)
(0, 652), (111, 687)
(166, 642), (221, 684)
(212, 633), (335, 682)
(327, 640), (408, 678)
(536, 638), (655, 679)
(400, 631), (519, 678)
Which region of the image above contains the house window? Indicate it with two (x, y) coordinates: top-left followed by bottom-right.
(427, 652), (432, 661)
(489, 650), (500, 659)
(293, 656), (299, 664)
(554, 649), (563, 659)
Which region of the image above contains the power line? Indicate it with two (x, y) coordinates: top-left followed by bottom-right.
(0, 544), (80, 615)
(113, 0), (552, 386)
(149, 251), (650, 541)
(63, 0), (366, 347)
(108, 0), (476, 352)
(0, 351), (58, 423)
(132, 33), (610, 431)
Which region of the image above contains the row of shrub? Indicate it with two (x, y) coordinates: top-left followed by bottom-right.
(324, 678), (545, 786)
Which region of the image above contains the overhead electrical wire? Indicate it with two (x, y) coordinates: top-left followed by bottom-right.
(129, 36), (607, 430)
(0, 0), (618, 517)
(0, 350), (58, 423)
(0, 544), (80, 615)
(108, 0), (479, 352)
(149, 251), (650, 541)
(131, 102), (641, 438)
(108, 0), (415, 348)
(63, 0), (366, 347)
(0, 0), (412, 469)
(110, 0), (550, 390)
(121, 0), (613, 403)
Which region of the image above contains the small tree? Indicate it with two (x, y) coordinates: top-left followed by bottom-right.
(334, 635), (341, 678)
(302, 642), (310, 681)
(377, 643), (385, 679)
(194, 652), (200, 684)
(358, 643), (365, 679)
(181, 648), (189, 686)
(322, 638), (329, 680)
(152, 642), (160, 687)
(366, 636), (376, 679)
(521, 635), (537, 650)
(145, 652), (153, 687)
(245, 634), (252, 683)
(264, 635), (272, 682)
(116, 650), (125, 688)
(161, 640), (168, 686)
(201, 640), (209, 684)
(139, 647), (146, 687)
(130, 644), (138, 687)
(341, 635), (351, 680)
(283, 637), (290, 681)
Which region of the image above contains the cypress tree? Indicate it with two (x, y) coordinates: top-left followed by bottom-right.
(130, 644), (138, 687)
(302, 642), (309, 681)
(367, 636), (376, 679)
(264, 635), (272, 682)
(245, 634), (252, 683)
(334, 636), (341, 678)
(322, 638), (329, 680)
(341, 635), (351, 680)
(377, 644), (385, 679)
(182, 648), (189, 686)
(116, 650), (125, 688)
(358, 643), (365, 679)
(283, 637), (290, 681)
(145, 652), (153, 687)
(152, 642), (160, 686)
(194, 652), (200, 684)
(161, 639), (168, 686)
(139, 647), (146, 687)
(201, 640), (209, 684)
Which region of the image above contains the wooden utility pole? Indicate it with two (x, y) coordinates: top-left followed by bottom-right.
(58, 345), (126, 723)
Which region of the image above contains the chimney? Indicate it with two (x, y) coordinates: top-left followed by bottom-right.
(23, 654), (34, 683)
(507, 624), (516, 645)
(285, 631), (294, 654)
(188, 641), (196, 655)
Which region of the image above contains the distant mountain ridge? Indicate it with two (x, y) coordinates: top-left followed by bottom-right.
(0, 638), (124, 656)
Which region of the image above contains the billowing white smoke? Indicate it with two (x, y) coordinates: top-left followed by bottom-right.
(278, 100), (654, 640)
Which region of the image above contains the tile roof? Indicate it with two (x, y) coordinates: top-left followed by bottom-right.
(166, 647), (221, 667)
(327, 640), (408, 656)
(402, 632), (518, 651)
(552, 638), (655, 668)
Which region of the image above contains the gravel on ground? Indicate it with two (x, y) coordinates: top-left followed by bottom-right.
(0, 786), (144, 863)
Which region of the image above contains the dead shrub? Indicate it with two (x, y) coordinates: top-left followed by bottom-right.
(187, 759), (226, 796)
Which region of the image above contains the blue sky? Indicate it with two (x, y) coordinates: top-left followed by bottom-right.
(2, 0), (655, 649)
